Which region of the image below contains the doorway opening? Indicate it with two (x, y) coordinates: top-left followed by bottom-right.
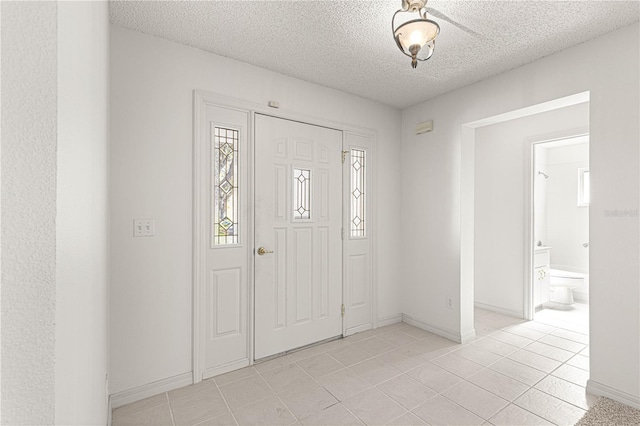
(531, 135), (589, 335)
(460, 90), (590, 343)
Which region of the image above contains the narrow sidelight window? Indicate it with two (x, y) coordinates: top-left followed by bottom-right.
(350, 149), (366, 237)
(212, 126), (239, 245)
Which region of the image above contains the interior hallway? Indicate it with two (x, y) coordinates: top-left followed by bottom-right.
(113, 308), (591, 425)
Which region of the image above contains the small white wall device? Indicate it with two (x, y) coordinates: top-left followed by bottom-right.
(416, 120), (434, 135)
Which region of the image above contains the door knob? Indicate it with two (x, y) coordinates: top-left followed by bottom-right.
(257, 247), (274, 256)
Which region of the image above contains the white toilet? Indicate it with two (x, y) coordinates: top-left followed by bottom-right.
(549, 269), (585, 304)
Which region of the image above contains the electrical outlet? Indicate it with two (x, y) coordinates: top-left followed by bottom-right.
(134, 218), (155, 237)
(446, 296), (453, 310)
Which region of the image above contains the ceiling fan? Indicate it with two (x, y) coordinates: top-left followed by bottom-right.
(392, 0), (480, 68)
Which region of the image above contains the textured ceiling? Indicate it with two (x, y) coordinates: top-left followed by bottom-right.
(109, 0), (640, 109)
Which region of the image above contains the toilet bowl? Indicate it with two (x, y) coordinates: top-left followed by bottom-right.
(549, 269), (585, 304)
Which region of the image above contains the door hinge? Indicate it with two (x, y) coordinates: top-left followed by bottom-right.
(341, 227), (344, 240)
(341, 150), (349, 164)
(341, 304), (345, 317)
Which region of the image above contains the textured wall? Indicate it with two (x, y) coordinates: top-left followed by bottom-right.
(1, 2), (57, 423)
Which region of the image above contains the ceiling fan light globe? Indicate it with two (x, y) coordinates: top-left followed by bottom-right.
(394, 19), (439, 53)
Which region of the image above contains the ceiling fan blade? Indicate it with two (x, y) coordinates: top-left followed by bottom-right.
(428, 7), (483, 39)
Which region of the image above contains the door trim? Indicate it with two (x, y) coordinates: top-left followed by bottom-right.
(193, 90), (377, 383)
(523, 128), (589, 320)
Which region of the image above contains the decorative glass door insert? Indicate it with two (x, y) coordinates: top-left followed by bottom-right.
(212, 126), (239, 245)
(293, 168), (311, 220)
(350, 148), (366, 237)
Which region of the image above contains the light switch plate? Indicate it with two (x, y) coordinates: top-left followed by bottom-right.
(134, 218), (155, 237)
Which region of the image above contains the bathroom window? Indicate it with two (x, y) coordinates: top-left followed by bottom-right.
(578, 167), (590, 207)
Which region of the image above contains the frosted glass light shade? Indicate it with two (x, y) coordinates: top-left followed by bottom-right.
(394, 19), (439, 51)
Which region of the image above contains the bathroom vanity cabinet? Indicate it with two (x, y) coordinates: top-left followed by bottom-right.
(534, 247), (551, 308)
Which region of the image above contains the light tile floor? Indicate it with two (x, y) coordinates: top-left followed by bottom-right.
(113, 309), (593, 425)
(535, 302), (589, 335)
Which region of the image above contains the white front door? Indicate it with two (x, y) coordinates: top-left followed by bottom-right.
(254, 114), (343, 359)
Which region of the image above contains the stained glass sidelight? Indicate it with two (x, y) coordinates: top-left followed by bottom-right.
(212, 126), (239, 245)
(293, 168), (311, 220)
(350, 149), (366, 237)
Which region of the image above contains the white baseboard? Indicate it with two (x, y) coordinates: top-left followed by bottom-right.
(402, 314), (462, 343)
(474, 301), (523, 319)
(345, 323), (372, 336)
(377, 314), (403, 328)
(586, 380), (640, 409)
(110, 372), (193, 409)
(202, 359), (250, 381)
(460, 328), (477, 344)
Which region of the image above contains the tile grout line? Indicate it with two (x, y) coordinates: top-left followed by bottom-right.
(164, 392), (176, 426)
(212, 379), (242, 426)
(327, 346), (413, 425)
(489, 329), (590, 423)
(292, 346), (379, 424)
(282, 337), (414, 424)
(254, 358), (318, 424)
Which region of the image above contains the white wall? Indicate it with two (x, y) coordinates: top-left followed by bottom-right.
(473, 104), (588, 316)
(1, 2), (110, 424)
(546, 142), (589, 273)
(402, 22), (639, 402)
(110, 26), (402, 395)
(1, 2), (57, 423)
(56, 2), (110, 424)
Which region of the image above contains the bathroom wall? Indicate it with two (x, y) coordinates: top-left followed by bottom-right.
(545, 141), (590, 301)
(546, 142), (589, 273)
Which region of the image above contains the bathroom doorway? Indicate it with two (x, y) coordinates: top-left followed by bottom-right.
(531, 135), (590, 334)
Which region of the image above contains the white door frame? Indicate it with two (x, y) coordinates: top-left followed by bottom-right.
(523, 129), (589, 320)
(192, 90), (377, 383)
